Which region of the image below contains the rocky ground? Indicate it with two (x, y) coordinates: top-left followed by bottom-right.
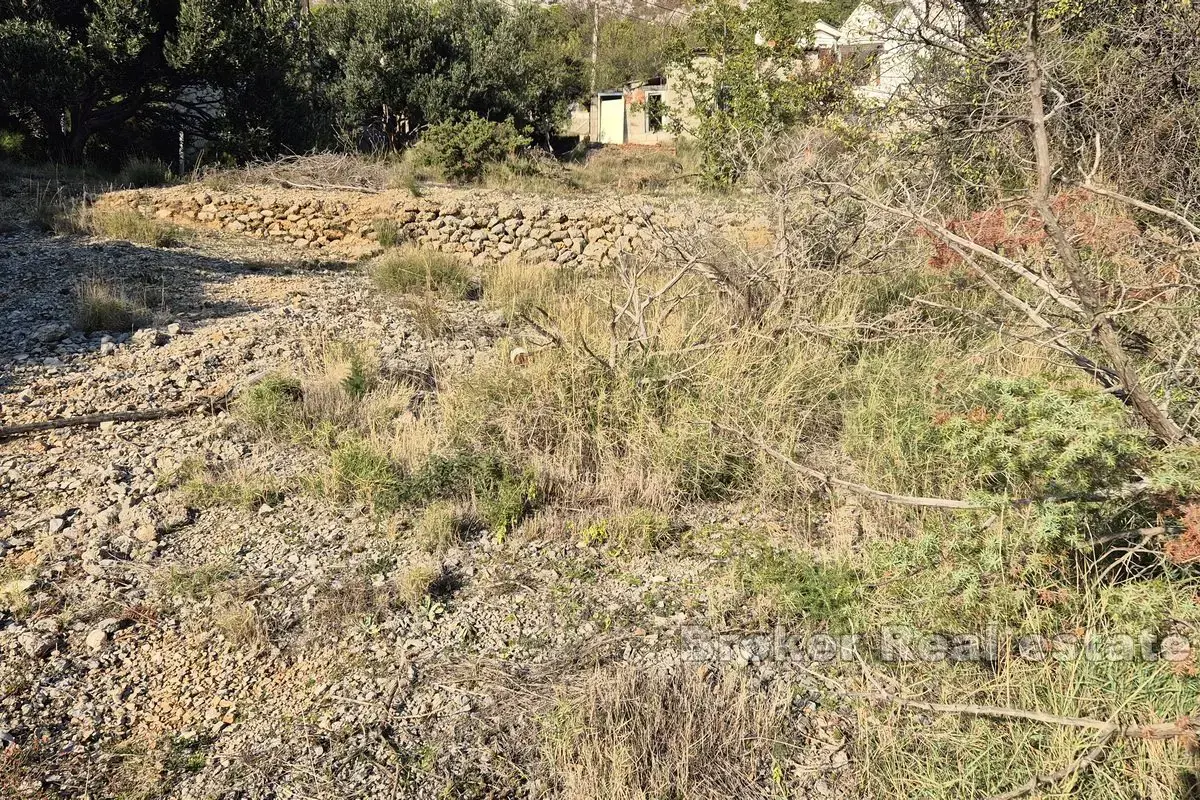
(0, 180), (853, 799)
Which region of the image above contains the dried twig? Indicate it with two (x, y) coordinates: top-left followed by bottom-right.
(855, 690), (1198, 739)
(713, 421), (992, 510)
(0, 387), (236, 440)
(986, 728), (1117, 800)
(271, 177), (382, 195)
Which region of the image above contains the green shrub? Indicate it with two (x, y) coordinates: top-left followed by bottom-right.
(0, 130), (25, 158)
(411, 113), (530, 182)
(399, 450), (540, 535)
(369, 246), (471, 299)
(238, 375), (303, 434)
(118, 157), (171, 188)
(938, 377), (1148, 496)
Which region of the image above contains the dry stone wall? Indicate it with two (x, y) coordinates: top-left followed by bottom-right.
(99, 186), (766, 269)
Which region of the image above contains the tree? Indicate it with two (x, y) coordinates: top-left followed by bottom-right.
(312, 0), (587, 150)
(0, 0), (311, 163)
(839, 0), (1200, 443)
(664, 0), (854, 186)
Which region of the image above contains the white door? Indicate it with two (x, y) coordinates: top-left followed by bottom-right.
(598, 96), (625, 144)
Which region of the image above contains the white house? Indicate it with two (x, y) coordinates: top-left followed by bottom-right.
(563, 1), (954, 145)
(834, 0), (959, 101)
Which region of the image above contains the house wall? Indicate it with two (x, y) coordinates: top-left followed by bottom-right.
(566, 80), (687, 145)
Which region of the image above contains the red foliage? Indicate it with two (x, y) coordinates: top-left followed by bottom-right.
(922, 192), (1140, 271)
(1165, 503), (1200, 565)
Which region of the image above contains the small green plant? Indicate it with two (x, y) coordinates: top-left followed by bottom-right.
(374, 218), (402, 248)
(237, 375), (303, 435)
(369, 246), (472, 299)
(72, 277), (151, 333)
(118, 156), (171, 188)
(329, 438), (404, 511)
(937, 377), (1148, 496)
(340, 353), (373, 400)
(411, 113), (531, 183)
(479, 469), (539, 538)
(0, 130), (25, 158)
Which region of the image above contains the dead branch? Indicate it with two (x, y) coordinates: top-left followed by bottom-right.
(270, 177), (382, 195)
(0, 386), (236, 440)
(986, 728), (1117, 800)
(855, 689), (1199, 739)
(714, 422), (992, 510)
(1024, 12), (1191, 445)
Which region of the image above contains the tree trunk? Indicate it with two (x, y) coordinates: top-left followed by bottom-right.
(63, 106), (90, 164)
(1024, 6), (1189, 444)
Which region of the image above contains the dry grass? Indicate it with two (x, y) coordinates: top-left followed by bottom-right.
(211, 595), (271, 652)
(117, 157), (171, 188)
(199, 152), (399, 192)
(72, 277), (152, 333)
(179, 461), (284, 510)
(84, 207), (182, 247)
(369, 246), (472, 299)
(395, 559), (443, 607)
(0, 569), (34, 619)
(414, 500), (466, 555)
(857, 655), (1200, 800)
(541, 666), (805, 800)
(482, 255), (573, 319)
(398, 293), (450, 338)
(483, 144), (703, 196)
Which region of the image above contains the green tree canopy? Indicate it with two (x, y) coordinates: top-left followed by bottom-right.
(0, 0), (310, 163)
(665, 0), (855, 186)
(313, 0), (587, 149)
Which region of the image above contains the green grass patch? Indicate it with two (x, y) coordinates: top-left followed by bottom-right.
(736, 548), (860, 626)
(237, 375), (304, 436)
(329, 438), (405, 511)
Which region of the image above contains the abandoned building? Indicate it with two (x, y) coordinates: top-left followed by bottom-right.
(565, 0), (941, 145)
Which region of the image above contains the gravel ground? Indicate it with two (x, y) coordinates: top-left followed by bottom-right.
(0, 183), (854, 799)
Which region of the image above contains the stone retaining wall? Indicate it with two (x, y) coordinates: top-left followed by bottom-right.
(99, 187), (767, 269)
